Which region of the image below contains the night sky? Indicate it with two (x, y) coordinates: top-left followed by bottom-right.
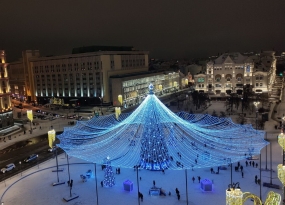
(1, 0), (285, 61)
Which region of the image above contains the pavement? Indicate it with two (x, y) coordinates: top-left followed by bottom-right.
(0, 86), (285, 204)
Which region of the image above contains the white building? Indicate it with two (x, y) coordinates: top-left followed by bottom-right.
(196, 52), (277, 96)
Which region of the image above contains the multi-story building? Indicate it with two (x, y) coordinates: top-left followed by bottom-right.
(194, 52), (277, 96)
(8, 46), (149, 105)
(0, 50), (13, 130)
(8, 59), (26, 102)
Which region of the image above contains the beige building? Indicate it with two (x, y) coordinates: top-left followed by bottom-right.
(195, 52), (277, 95)
(8, 47), (149, 105)
(0, 50), (13, 129)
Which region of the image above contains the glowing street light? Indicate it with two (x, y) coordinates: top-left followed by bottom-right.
(27, 110), (33, 133)
(118, 95), (122, 106)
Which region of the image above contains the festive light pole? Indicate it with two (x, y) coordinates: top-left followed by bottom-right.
(48, 129), (64, 186)
(278, 116), (285, 202)
(27, 110), (33, 134)
(253, 101), (260, 133)
(118, 95), (122, 107)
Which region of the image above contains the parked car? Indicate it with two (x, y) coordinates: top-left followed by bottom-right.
(47, 146), (57, 152)
(24, 154), (38, 163)
(1, 163), (16, 173)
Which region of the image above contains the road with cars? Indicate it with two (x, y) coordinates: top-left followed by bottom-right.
(0, 133), (64, 181)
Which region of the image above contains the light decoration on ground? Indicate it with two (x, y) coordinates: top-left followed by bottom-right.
(115, 107), (121, 120)
(242, 191), (281, 205)
(57, 84), (268, 170)
(103, 156), (115, 187)
(226, 183), (243, 205)
(278, 132), (285, 187)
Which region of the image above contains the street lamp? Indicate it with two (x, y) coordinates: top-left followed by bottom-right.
(253, 101), (260, 132)
(118, 95), (122, 107)
(226, 182), (243, 205)
(27, 110), (33, 134)
(48, 129), (65, 186)
(19, 161), (22, 176)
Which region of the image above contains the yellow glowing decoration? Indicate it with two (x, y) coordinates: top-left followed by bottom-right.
(115, 107), (121, 120)
(242, 191), (280, 205)
(173, 81), (178, 87)
(226, 188), (243, 205)
(278, 133), (285, 150)
(158, 84), (162, 91)
(264, 191), (281, 205)
(185, 78), (188, 85)
(277, 164), (285, 186)
(48, 129), (56, 148)
(242, 192), (262, 205)
(118, 95), (123, 105)
(27, 110), (33, 122)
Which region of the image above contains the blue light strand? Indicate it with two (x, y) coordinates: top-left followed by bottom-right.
(57, 88), (268, 170)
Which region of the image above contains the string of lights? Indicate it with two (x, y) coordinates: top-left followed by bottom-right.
(57, 84), (268, 170)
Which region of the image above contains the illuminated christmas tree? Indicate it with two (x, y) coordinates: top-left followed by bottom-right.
(103, 157), (115, 187)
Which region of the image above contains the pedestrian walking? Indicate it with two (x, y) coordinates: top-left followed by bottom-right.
(192, 176), (195, 183)
(140, 177), (142, 181)
(210, 167), (214, 173)
(169, 191), (171, 196)
(245, 161), (248, 167)
(237, 162), (240, 167)
(175, 188), (179, 195)
(255, 163), (258, 168)
(153, 180), (156, 187)
(177, 193), (180, 200)
(241, 172), (244, 178)
(240, 165), (243, 172)
(249, 161), (252, 166)
(198, 176), (201, 183)
(118, 167), (121, 174)
(39, 126), (41, 129)
(101, 181), (103, 187)
(252, 161), (255, 167)
(257, 179), (261, 185)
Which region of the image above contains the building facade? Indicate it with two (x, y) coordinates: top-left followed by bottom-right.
(0, 50), (13, 130)
(8, 47), (149, 105)
(111, 71), (180, 107)
(194, 52), (277, 96)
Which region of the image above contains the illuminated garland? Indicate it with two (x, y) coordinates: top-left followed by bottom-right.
(57, 85), (268, 170)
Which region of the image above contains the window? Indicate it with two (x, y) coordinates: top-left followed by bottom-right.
(215, 75), (221, 82)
